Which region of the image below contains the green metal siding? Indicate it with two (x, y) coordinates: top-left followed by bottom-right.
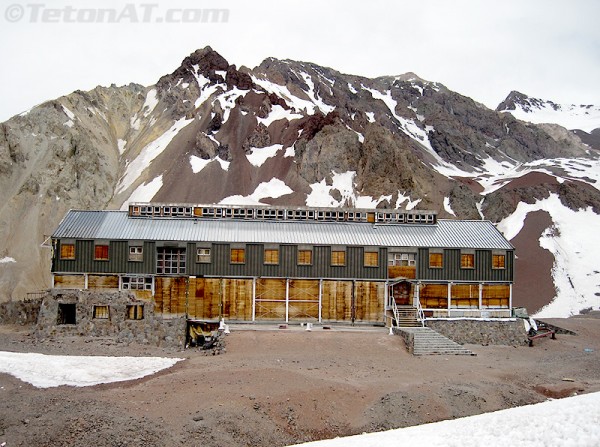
(417, 248), (514, 282)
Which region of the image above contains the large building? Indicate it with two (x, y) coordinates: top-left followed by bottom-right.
(49, 203), (514, 325)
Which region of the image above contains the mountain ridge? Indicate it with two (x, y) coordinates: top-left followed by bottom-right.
(0, 46), (599, 316)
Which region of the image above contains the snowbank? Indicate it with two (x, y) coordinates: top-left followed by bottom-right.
(0, 351), (183, 388)
(290, 391), (600, 447)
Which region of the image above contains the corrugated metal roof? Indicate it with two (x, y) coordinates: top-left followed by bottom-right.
(52, 210), (514, 250)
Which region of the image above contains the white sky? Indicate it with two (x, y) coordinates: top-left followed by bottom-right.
(1, 0), (599, 122)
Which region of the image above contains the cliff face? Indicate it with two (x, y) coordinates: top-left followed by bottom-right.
(0, 47), (599, 315)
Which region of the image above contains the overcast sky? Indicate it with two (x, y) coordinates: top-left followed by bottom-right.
(1, 0), (598, 122)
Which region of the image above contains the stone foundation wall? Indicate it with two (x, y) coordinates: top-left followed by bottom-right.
(426, 319), (528, 346)
(0, 298), (43, 325)
(35, 289), (186, 348)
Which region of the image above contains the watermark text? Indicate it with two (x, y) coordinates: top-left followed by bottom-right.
(5, 3), (230, 23)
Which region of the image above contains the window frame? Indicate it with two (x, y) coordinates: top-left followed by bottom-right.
(196, 247), (211, 263)
(297, 249), (313, 266)
(460, 253), (475, 269)
(94, 244), (110, 261)
(126, 304), (144, 320)
(156, 246), (187, 274)
(364, 250), (379, 267)
(128, 245), (143, 262)
(121, 275), (153, 291)
(429, 251), (443, 269)
(230, 247), (246, 264)
(331, 249), (346, 266)
(264, 248), (279, 265)
(93, 305), (110, 320)
(60, 242), (76, 260)
(492, 253), (506, 270)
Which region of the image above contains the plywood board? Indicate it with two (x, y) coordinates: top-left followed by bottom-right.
(388, 266), (416, 279)
(154, 276), (187, 317)
(188, 277), (221, 319)
(354, 281), (385, 322)
(482, 284), (510, 308)
(321, 280), (352, 322)
(53, 275), (85, 289)
(88, 275), (119, 289)
(419, 283), (449, 309)
(222, 278), (253, 321)
(451, 283), (479, 308)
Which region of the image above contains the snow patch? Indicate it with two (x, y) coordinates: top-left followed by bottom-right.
(246, 144), (283, 167)
(306, 171), (392, 208)
(443, 197), (456, 216)
(220, 178), (293, 205)
(61, 105), (76, 121)
(258, 105), (303, 127)
(290, 392), (600, 447)
(365, 112), (375, 123)
(0, 351), (182, 388)
(117, 117), (192, 194)
(117, 139), (127, 155)
(142, 89), (159, 117)
(497, 194), (600, 317)
(121, 175), (163, 209)
(0, 257), (16, 264)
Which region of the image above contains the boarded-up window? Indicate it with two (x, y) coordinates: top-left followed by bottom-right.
(231, 248), (245, 264)
(429, 252), (443, 268)
(264, 249), (279, 265)
(451, 284), (479, 308)
(196, 248), (211, 263)
(94, 244), (109, 260)
(126, 304), (144, 320)
(331, 250), (346, 266)
(129, 246), (143, 262)
(461, 253), (475, 269)
(419, 283), (448, 309)
(93, 305), (109, 319)
(156, 247), (186, 274)
(60, 243), (75, 260)
(482, 284), (510, 308)
(298, 250), (312, 265)
(364, 251), (378, 267)
(492, 254), (506, 269)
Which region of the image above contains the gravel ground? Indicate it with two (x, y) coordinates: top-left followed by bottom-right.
(1, 314), (599, 447)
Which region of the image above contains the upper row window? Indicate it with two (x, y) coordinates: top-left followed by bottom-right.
(60, 243), (75, 260)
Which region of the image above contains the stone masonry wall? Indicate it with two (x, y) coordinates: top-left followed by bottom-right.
(0, 298), (43, 325)
(426, 319), (529, 346)
(35, 289), (186, 348)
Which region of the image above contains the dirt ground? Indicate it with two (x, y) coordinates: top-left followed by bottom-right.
(1, 314), (599, 447)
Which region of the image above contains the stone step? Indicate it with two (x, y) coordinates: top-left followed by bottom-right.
(396, 327), (475, 356)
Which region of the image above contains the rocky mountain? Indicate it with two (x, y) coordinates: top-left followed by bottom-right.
(1, 46), (599, 316)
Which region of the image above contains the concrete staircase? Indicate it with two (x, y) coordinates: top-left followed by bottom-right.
(396, 327), (475, 356)
(393, 305), (422, 328)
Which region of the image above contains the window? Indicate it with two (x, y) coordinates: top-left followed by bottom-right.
(331, 250), (346, 266)
(126, 304), (144, 320)
(196, 248), (211, 263)
(364, 251), (379, 267)
(57, 303), (76, 324)
(461, 253), (475, 269)
(298, 249), (312, 265)
(60, 243), (75, 260)
(93, 305), (110, 319)
(129, 246), (143, 262)
(492, 254), (506, 269)
(264, 248), (279, 265)
(94, 244), (109, 260)
(388, 253), (416, 266)
(122, 276), (153, 290)
(230, 248), (245, 264)
(429, 252), (443, 268)
(156, 247), (186, 274)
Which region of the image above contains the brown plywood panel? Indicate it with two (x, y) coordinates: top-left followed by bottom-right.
(321, 280), (352, 322)
(88, 275), (119, 289)
(255, 278), (286, 320)
(223, 279), (252, 321)
(155, 277), (187, 317)
(130, 290), (153, 301)
(354, 281), (384, 322)
(388, 266), (416, 279)
(451, 284), (479, 308)
(288, 279), (319, 301)
(482, 284), (510, 308)
(255, 300), (286, 320)
(53, 275), (85, 289)
(419, 283), (449, 309)
(189, 278), (222, 319)
(288, 301), (319, 321)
